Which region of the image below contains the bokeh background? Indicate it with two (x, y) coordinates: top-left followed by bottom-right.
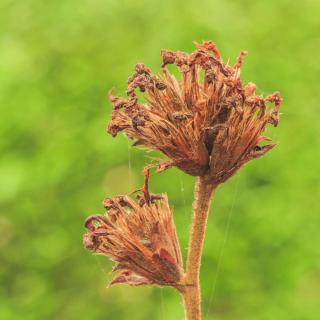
(1, 0), (320, 319)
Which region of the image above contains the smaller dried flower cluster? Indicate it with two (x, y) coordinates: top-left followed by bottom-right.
(83, 189), (183, 288)
(108, 41), (282, 185)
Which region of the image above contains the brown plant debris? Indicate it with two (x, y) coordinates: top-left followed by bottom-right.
(107, 41), (282, 185)
(83, 188), (183, 288)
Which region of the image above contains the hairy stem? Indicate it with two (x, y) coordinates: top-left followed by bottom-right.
(182, 176), (216, 320)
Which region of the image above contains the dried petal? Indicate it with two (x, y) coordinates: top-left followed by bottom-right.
(110, 270), (152, 286)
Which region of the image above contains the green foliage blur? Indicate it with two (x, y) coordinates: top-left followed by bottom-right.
(1, 0), (319, 319)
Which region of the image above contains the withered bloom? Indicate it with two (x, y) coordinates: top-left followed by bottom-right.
(108, 41), (282, 185)
(83, 191), (183, 288)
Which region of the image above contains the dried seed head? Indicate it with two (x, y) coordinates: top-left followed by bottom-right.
(107, 41), (282, 185)
(83, 191), (183, 288)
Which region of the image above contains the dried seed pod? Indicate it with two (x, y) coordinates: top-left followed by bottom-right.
(83, 191), (183, 288)
(107, 41), (282, 185)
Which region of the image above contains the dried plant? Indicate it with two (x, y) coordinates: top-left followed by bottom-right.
(84, 41), (282, 320)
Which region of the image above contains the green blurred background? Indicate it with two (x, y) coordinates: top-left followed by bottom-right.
(1, 0), (319, 319)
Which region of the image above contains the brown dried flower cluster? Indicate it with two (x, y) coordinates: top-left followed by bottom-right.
(108, 41), (282, 185)
(83, 190), (183, 288)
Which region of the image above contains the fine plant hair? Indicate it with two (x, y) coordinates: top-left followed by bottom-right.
(83, 41), (282, 320)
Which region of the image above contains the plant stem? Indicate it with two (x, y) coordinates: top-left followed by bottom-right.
(182, 176), (216, 320)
